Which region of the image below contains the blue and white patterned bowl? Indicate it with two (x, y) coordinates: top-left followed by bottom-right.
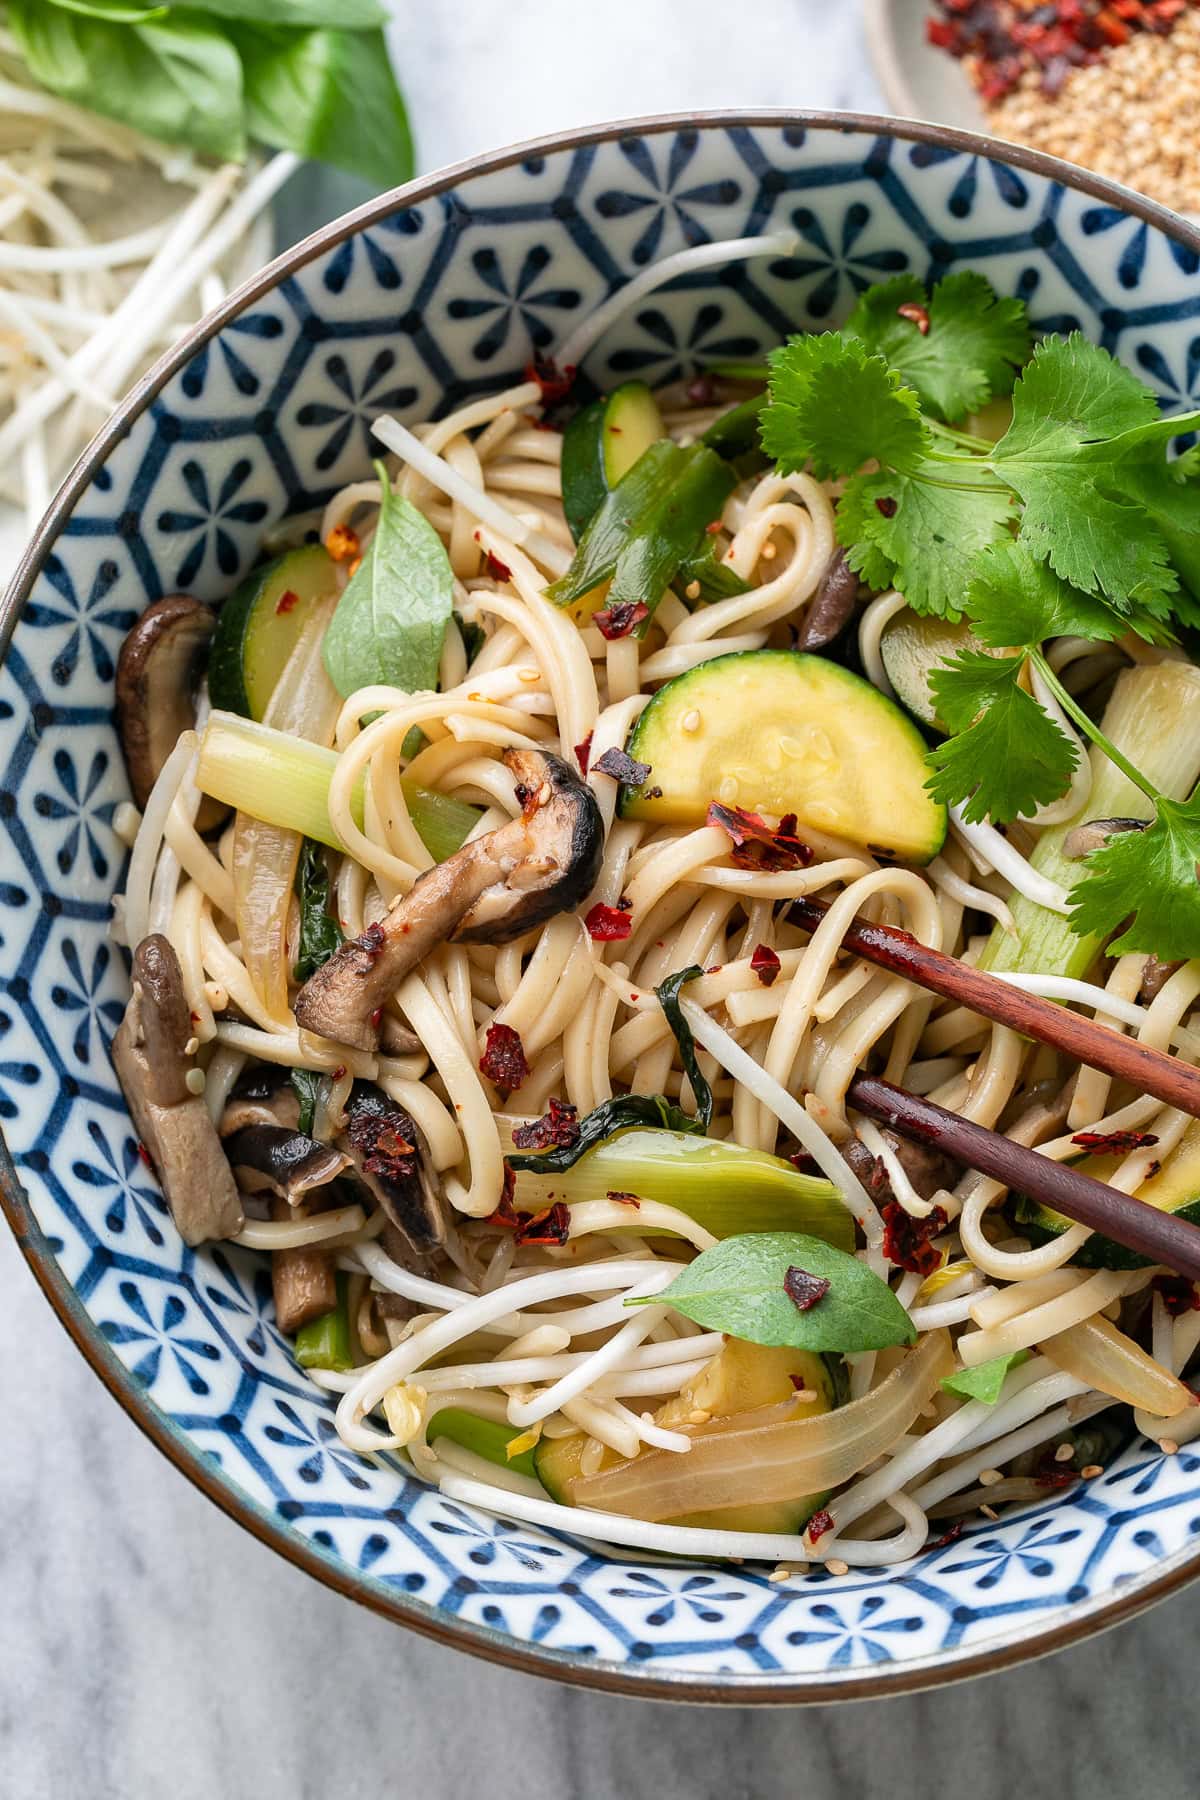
(5, 113), (1200, 1703)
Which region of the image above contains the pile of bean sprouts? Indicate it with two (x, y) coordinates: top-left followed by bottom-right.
(0, 28), (296, 532)
(112, 243), (1200, 1573)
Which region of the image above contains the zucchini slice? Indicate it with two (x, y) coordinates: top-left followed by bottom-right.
(534, 1340), (845, 1532)
(560, 381), (664, 542)
(879, 610), (980, 732)
(620, 648), (947, 863)
(208, 545), (340, 719)
(1016, 1119), (1200, 1269)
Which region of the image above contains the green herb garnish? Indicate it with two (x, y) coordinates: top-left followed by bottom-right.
(290, 1066), (324, 1136)
(759, 274), (1200, 959)
(941, 1349), (1029, 1406)
(8, 0), (411, 186)
(506, 1093), (704, 1175)
(653, 965), (712, 1129)
(627, 1231), (915, 1353)
(322, 461), (453, 700)
(292, 837), (344, 982)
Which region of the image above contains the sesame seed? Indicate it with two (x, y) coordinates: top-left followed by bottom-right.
(760, 542), (778, 560)
(1160, 1438), (1180, 1455)
(685, 580), (701, 600)
(980, 1504), (1000, 1521)
(978, 1468), (1003, 1487)
(184, 1068), (206, 1096)
(825, 1558), (850, 1577)
(688, 1408), (711, 1425)
(1081, 1464), (1103, 1480)
(768, 1565), (791, 1583)
(1054, 1441), (1076, 1463)
(983, 13), (1200, 215)
(681, 709), (702, 732)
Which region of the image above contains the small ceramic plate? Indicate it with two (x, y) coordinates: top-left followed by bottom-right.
(865, 0), (987, 126)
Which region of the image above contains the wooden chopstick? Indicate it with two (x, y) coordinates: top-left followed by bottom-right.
(848, 1072), (1200, 1281)
(789, 896), (1200, 1123)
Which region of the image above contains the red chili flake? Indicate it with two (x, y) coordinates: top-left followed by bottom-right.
(704, 519), (723, 536)
(479, 1022), (529, 1093)
(136, 1141), (154, 1170)
(488, 1164), (520, 1227)
(515, 1200), (572, 1246)
(325, 523), (359, 563)
(806, 1508), (834, 1542)
(750, 943), (782, 987)
(1154, 1275), (1200, 1317)
(512, 1097), (580, 1151)
(593, 600), (650, 640)
(332, 1065), (346, 1082)
(190, 1010), (200, 1024)
(874, 496), (898, 518)
(789, 1373), (813, 1392)
(574, 732), (593, 776)
(592, 747), (651, 786)
(1071, 1129), (1160, 1154)
(881, 1200), (949, 1276)
(275, 588), (301, 615)
(485, 551), (512, 582)
(607, 1190), (642, 1208)
(585, 902), (634, 941)
(369, 1006), (384, 1030)
(686, 373), (717, 405)
(897, 301), (931, 335)
(930, 1521), (966, 1550)
(525, 356), (576, 406)
(789, 1150), (819, 1175)
(783, 1265), (831, 1312)
(616, 895), (633, 911)
(706, 801), (814, 873)
(346, 1106), (418, 1186)
(1035, 1467), (1079, 1491)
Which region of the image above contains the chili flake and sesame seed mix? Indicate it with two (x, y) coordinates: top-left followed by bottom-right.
(928, 1), (1200, 214)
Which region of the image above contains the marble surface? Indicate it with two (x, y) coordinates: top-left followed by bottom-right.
(2, 3), (1198, 1794)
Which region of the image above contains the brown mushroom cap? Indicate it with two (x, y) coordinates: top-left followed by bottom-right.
(116, 596), (215, 809)
(112, 933), (243, 1246)
(294, 746), (603, 1051)
(1061, 816), (1150, 861)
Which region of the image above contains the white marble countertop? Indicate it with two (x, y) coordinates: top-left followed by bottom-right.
(3, 4), (1199, 1795)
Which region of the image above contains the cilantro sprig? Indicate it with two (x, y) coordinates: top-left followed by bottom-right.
(759, 275), (1200, 960)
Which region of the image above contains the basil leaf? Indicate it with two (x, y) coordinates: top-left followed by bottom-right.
(654, 966), (712, 1129)
(191, 0), (386, 24)
(322, 461), (452, 699)
(47, 1), (167, 21)
(629, 1231), (916, 1353)
(507, 1094), (704, 1174)
(234, 24), (413, 188)
(941, 1350), (1029, 1406)
(292, 838), (344, 982)
(290, 1068), (325, 1137)
(10, 3), (247, 160)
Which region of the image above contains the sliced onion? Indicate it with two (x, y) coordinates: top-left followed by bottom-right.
(234, 594), (341, 1019)
(566, 1330), (953, 1522)
(1041, 1315), (1193, 1418)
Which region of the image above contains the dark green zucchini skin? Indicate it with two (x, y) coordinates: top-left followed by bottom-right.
(1014, 1193), (1200, 1269)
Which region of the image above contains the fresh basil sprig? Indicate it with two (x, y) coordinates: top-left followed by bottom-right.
(322, 462), (454, 700)
(8, 0), (411, 186)
(628, 1231), (916, 1354)
(654, 965), (712, 1129)
(506, 1094), (704, 1175)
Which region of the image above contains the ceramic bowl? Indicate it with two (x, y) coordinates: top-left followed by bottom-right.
(5, 113), (1200, 1704)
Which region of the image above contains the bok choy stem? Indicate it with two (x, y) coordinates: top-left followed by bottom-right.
(196, 710), (481, 865)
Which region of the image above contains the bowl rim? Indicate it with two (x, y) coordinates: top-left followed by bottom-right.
(4, 108), (1200, 1704)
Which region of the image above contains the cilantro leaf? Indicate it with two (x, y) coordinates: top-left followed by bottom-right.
(843, 271), (1031, 422)
(991, 336), (1180, 607)
(1118, 442), (1200, 613)
(926, 649), (1079, 823)
(837, 463), (1016, 620)
(762, 334), (925, 480)
(966, 540), (1139, 649)
(1067, 792), (1200, 960)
